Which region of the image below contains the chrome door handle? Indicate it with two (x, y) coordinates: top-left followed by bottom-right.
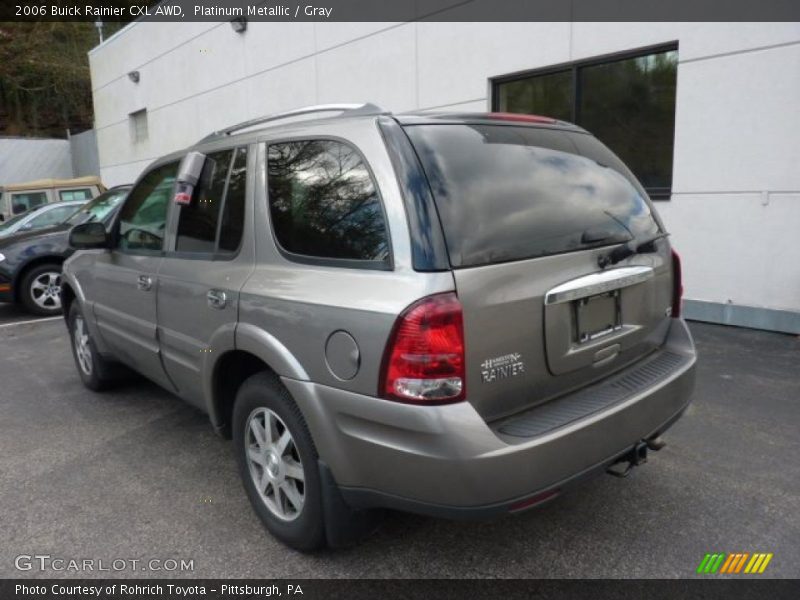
(207, 289), (227, 310)
(137, 275), (153, 291)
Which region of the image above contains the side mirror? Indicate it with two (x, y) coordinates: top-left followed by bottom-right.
(69, 222), (109, 249)
(178, 151), (206, 185)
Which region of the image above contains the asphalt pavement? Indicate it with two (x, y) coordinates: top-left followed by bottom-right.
(1, 315), (798, 578)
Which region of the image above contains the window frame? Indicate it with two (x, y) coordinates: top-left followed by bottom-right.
(263, 135), (394, 272)
(164, 145), (248, 261)
(491, 42), (679, 200)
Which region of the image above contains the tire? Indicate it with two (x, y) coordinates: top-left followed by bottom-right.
(67, 302), (120, 391)
(233, 372), (326, 551)
(20, 262), (64, 316)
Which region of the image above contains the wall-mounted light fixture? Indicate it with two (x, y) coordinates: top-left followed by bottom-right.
(230, 17), (247, 34)
(128, 70), (140, 83)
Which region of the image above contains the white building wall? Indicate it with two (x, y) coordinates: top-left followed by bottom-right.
(88, 21), (800, 331)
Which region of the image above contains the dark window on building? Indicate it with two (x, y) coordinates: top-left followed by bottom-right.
(218, 147), (247, 253)
(267, 140), (389, 264)
(496, 70), (573, 122)
(175, 149), (234, 253)
(494, 45), (678, 199)
(118, 162), (178, 252)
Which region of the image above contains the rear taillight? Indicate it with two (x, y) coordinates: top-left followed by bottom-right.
(671, 249), (683, 318)
(380, 293), (466, 404)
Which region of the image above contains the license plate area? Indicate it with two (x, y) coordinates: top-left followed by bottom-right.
(574, 290), (622, 343)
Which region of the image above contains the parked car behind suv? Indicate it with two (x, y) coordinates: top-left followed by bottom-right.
(0, 200), (85, 238)
(62, 104), (696, 551)
(0, 185), (130, 315)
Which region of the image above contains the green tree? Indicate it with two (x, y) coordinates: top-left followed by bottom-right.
(0, 21), (123, 137)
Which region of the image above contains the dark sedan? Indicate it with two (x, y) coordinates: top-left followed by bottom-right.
(0, 185), (131, 316)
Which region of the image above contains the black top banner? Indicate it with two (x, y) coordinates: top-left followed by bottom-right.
(3, 0), (800, 22)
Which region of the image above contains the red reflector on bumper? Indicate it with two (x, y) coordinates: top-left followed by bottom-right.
(509, 489), (560, 512)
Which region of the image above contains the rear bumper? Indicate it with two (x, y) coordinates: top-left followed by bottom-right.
(284, 318), (696, 517)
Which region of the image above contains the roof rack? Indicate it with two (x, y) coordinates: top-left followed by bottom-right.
(198, 103), (387, 143)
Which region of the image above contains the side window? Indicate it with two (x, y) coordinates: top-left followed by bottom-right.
(118, 162), (178, 252)
(218, 147), (247, 253)
(173, 146), (247, 255)
(11, 191), (48, 214)
(59, 189), (92, 202)
(267, 140), (389, 264)
(175, 149), (234, 253)
(30, 205), (76, 228)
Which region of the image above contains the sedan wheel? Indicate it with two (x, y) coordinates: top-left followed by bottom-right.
(30, 271), (62, 311)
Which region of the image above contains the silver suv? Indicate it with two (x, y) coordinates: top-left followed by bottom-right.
(62, 104), (696, 550)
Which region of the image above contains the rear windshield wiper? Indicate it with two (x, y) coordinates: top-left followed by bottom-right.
(598, 232), (670, 269)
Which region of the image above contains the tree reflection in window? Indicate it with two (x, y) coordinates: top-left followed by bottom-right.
(268, 140), (389, 263)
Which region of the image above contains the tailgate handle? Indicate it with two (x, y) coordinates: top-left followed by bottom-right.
(545, 266), (654, 305)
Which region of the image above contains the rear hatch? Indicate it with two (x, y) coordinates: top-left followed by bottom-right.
(402, 119), (675, 422)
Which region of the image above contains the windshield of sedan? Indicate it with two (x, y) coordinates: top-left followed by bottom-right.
(66, 188), (128, 226)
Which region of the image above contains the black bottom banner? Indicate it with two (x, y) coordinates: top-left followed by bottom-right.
(2, 579), (799, 600)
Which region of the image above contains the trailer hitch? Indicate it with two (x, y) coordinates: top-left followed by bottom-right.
(606, 438), (661, 478)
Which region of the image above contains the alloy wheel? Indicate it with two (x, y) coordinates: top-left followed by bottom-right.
(30, 271), (62, 310)
(245, 407), (306, 521)
(73, 315), (93, 376)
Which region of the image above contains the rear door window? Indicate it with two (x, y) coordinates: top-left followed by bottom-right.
(174, 146), (247, 255)
(267, 139), (390, 266)
(403, 124), (660, 267)
(218, 147), (247, 253)
(175, 149), (233, 254)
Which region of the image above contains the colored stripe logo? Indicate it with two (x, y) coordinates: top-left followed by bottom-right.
(696, 552), (773, 574)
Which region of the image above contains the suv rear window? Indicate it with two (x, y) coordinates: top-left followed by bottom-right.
(403, 124), (660, 268)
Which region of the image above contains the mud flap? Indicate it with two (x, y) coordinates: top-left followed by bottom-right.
(318, 461), (384, 548)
